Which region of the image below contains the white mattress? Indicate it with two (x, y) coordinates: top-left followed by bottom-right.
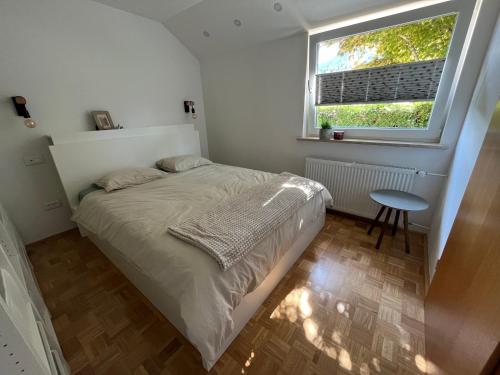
(72, 164), (329, 364)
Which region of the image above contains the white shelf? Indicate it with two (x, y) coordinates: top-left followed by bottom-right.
(37, 321), (58, 374)
(0, 269), (51, 374)
(49, 123), (195, 145)
(0, 226), (27, 288)
(0, 201), (68, 375)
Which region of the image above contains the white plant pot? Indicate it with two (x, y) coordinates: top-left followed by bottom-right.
(319, 128), (332, 140)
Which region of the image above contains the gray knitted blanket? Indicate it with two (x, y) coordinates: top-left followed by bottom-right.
(168, 173), (324, 271)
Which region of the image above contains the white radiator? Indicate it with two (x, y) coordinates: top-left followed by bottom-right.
(305, 157), (416, 218)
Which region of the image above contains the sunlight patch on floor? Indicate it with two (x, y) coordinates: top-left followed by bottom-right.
(270, 287), (353, 365)
(339, 348), (352, 370)
(336, 300), (351, 318)
(241, 350), (255, 373)
(270, 287), (314, 322)
(303, 318), (318, 342)
(372, 357), (381, 372)
(360, 362), (371, 374)
(332, 330), (342, 344)
(415, 354), (440, 374)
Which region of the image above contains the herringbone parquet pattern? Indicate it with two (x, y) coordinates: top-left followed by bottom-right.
(28, 214), (427, 374)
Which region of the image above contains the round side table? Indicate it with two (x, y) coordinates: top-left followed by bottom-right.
(367, 189), (429, 253)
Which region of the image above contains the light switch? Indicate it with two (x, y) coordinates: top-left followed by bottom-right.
(23, 154), (45, 166)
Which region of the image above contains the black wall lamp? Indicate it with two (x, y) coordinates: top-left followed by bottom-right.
(184, 100), (197, 119)
(11, 96), (37, 128)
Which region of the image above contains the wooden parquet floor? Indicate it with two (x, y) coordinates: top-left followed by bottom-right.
(28, 214), (427, 375)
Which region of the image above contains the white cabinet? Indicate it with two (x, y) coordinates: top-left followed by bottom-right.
(0, 203), (69, 375)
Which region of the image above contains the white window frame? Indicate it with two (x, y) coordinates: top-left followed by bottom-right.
(305, 0), (475, 142)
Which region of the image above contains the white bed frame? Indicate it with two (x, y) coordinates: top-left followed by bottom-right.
(84, 216), (323, 370)
(49, 124), (324, 370)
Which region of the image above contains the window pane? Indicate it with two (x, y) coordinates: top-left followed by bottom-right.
(316, 102), (433, 129)
(314, 14), (455, 130)
(317, 14), (456, 74)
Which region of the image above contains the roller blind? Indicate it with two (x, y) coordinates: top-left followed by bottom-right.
(315, 59), (445, 106)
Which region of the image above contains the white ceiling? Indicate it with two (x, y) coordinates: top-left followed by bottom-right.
(92, 0), (205, 21)
(92, 0), (416, 58)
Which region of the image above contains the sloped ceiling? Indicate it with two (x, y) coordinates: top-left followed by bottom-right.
(92, 0), (205, 21)
(92, 0), (416, 58)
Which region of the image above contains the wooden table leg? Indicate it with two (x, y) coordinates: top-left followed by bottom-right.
(392, 209), (401, 236)
(403, 210), (410, 254)
(376, 207), (392, 249)
(368, 205), (386, 235)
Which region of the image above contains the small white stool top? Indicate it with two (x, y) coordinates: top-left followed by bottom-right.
(369, 189), (429, 211)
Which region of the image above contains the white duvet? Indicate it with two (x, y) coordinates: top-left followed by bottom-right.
(72, 164), (330, 365)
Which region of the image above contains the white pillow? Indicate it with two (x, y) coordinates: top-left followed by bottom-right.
(95, 168), (165, 192)
(156, 155), (212, 172)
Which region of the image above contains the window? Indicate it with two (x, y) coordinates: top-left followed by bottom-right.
(306, 1), (474, 142)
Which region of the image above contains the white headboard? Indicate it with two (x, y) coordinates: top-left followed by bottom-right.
(49, 124), (200, 209)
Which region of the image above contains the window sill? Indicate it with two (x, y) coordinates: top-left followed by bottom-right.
(296, 136), (448, 149)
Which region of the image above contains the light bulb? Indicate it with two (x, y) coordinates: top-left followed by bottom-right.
(24, 118), (37, 128)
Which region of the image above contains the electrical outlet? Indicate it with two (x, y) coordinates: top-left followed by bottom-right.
(23, 154), (45, 166)
(43, 200), (62, 211)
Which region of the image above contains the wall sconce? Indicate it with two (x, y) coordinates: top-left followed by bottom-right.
(11, 96), (37, 128)
(184, 100), (197, 119)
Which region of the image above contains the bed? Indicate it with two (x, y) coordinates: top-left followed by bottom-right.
(49, 124), (330, 369)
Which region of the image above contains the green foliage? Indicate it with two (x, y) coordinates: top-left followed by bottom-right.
(316, 102), (433, 129)
(333, 14), (456, 69)
(319, 115), (332, 128)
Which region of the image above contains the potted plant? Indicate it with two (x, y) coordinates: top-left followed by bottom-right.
(319, 120), (333, 140)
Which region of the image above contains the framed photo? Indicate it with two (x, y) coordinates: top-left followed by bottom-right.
(92, 111), (115, 130)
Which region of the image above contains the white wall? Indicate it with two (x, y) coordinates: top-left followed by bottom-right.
(428, 13), (500, 280)
(200, 25), (486, 230)
(0, 0), (208, 243)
